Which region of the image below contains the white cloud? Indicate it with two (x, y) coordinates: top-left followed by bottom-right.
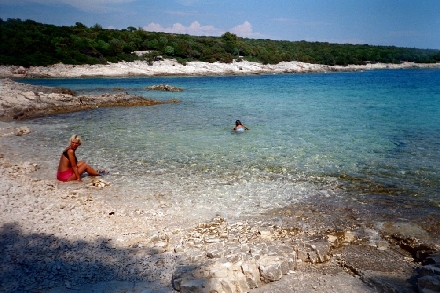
(143, 21), (222, 36)
(230, 21), (263, 38)
(143, 20), (264, 39)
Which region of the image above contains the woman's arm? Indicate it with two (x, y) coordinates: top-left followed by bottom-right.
(67, 149), (81, 181)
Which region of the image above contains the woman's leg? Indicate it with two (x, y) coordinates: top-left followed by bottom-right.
(66, 161), (101, 181)
(77, 161), (100, 176)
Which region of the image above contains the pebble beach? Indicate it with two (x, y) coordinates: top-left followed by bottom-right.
(1, 60), (440, 293)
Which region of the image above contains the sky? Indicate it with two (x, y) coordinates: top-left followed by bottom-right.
(1, 0), (439, 50)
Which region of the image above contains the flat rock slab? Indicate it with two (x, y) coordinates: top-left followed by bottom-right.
(0, 78), (179, 121)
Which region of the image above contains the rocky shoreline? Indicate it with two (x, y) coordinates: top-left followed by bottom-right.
(1, 59), (440, 79)
(1, 68), (440, 292)
(1, 150), (439, 293)
(0, 78), (179, 122)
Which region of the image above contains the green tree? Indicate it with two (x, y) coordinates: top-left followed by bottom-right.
(221, 32), (238, 54)
(164, 45), (174, 55)
(91, 23), (103, 30)
(1, 18), (440, 66)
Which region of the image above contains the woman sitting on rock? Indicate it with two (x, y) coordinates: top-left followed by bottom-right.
(56, 134), (103, 182)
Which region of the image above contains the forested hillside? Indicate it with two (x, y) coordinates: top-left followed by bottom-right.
(1, 18), (440, 67)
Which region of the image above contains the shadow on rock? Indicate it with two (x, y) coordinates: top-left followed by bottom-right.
(0, 223), (178, 292)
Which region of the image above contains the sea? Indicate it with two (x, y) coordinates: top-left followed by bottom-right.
(3, 69), (440, 229)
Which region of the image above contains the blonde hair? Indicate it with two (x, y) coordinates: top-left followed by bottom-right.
(69, 134), (82, 144)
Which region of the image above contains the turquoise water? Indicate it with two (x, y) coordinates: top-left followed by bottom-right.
(6, 69), (440, 221)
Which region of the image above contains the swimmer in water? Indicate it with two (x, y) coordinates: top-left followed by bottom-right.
(233, 120), (249, 132)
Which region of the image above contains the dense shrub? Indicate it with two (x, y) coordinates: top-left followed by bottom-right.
(1, 18), (439, 66)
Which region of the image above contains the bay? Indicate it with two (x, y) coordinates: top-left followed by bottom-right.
(5, 69), (440, 223)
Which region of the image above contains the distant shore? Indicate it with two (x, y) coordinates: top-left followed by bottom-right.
(1, 59), (440, 79)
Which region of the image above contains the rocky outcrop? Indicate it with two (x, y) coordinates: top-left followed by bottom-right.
(418, 254), (440, 293)
(388, 233), (440, 293)
(171, 217), (298, 292)
(168, 213), (439, 292)
(0, 78), (179, 121)
(147, 84), (183, 92)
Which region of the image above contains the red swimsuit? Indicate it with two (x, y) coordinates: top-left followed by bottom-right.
(56, 150), (78, 182)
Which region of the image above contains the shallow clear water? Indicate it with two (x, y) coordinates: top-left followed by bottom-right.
(4, 69), (440, 222)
